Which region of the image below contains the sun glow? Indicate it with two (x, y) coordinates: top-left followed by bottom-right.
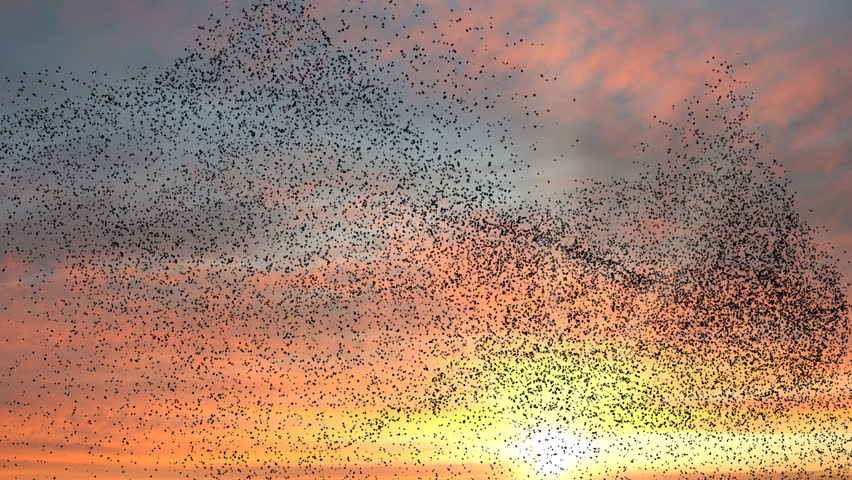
(515, 428), (595, 477)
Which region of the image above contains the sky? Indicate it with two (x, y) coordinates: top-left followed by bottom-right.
(1, 0), (850, 233)
(1, 1), (852, 479)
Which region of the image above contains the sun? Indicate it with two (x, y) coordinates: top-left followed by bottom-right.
(515, 427), (594, 477)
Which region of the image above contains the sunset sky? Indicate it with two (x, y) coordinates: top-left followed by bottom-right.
(1, 1), (851, 479)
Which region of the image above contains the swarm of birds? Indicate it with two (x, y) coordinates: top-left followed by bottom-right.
(1, 1), (849, 479)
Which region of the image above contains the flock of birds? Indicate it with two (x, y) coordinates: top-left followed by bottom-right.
(1, 1), (849, 479)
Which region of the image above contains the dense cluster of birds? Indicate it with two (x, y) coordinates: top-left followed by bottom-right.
(1, 1), (849, 479)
